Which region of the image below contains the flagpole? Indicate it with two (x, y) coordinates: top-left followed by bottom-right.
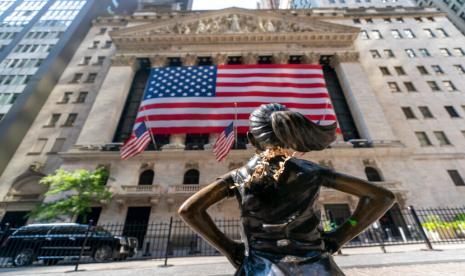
(142, 108), (157, 150)
(234, 102), (238, 149)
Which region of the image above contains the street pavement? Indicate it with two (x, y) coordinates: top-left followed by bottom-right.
(2, 244), (465, 275)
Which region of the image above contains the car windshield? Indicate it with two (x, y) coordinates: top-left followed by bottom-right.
(93, 226), (112, 236)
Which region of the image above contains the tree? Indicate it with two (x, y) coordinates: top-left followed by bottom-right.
(29, 168), (112, 223)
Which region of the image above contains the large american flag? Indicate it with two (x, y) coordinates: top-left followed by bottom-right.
(135, 64), (336, 134)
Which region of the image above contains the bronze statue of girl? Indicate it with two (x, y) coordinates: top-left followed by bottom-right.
(179, 103), (395, 275)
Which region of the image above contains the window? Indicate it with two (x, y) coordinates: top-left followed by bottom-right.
(445, 106), (460, 118)
(63, 113), (77, 127)
(94, 56), (105, 65)
(448, 170), (465, 186)
(384, 49), (395, 58)
(102, 40), (112, 48)
(379, 66), (391, 76)
(48, 138), (65, 154)
(417, 66), (429, 75)
(371, 30), (383, 39)
(440, 48), (452, 56)
(453, 48), (465, 56)
(366, 18), (373, 23)
(370, 49), (381, 58)
(402, 107), (416, 119)
(427, 81), (441, 91)
(80, 56), (91, 66)
(353, 18), (361, 24)
(404, 82), (417, 92)
(423, 28), (436, 38)
(59, 91), (72, 103)
(431, 65), (444, 74)
(414, 17), (423, 22)
(427, 17), (435, 22)
(89, 41), (99, 49)
(183, 169), (199, 185)
(98, 27), (107, 35)
(403, 29), (415, 38)
(85, 73), (97, 83)
(70, 73), (82, 83)
(396, 17), (404, 23)
(434, 131), (451, 146)
(360, 30), (369, 40)
(29, 138), (47, 154)
(365, 167), (383, 182)
(8, 94), (17, 104)
(453, 64), (465, 74)
(405, 49), (416, 58)
(138, 170), (154, 185)
(419, 48), (431, 57)
(75, 91), (88, 103)
(436, 28), (449, 38)
(419, 106), (434, 118)
(391, 29), (402, 39)
(443, 81), (457, 92)
(46, 113), (60, 127)
(394, 66), (406, 75)
(388, 82), (401, 92)
(415, 131), (432, 146)
(383, 18), (392, 23)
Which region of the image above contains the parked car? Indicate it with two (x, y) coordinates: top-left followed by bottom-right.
(0, 223), (138, 267)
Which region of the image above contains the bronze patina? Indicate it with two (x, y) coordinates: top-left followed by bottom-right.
(179, 103), (395, 275)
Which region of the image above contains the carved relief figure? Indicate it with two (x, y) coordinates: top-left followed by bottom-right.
(228, 14), (242, 33)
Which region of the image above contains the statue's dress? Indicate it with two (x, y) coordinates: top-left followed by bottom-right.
(232, 155), (345, 276)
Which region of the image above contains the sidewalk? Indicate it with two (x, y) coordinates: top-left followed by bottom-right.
(2, 244), (465, 275)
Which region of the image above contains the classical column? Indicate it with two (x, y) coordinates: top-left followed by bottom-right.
(242, 52), (258, 64)
(162, 54), (198, 151)
(330, 52), (397, 142)
(302, 52), (321, 64)
(213, 53), (228, 65)
(272, 52), (289, 64)
(149, 55), (167, 67)
(76, 55), (139, 147)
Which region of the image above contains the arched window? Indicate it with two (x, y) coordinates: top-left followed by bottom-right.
(138, 169), (154, 185)
(183, 169), (199, 185)
(365, 167), (383, 182)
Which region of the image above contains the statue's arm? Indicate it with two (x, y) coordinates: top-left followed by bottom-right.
(322, 172), (396, 252)
(178, 172), (244, 268)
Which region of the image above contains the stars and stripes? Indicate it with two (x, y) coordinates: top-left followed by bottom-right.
(120, 121), (151, 160)
(135, 64), (336, 135)
(213, 122), (235, 162)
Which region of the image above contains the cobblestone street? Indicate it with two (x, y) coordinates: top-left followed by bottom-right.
(345, 262), (465, 276)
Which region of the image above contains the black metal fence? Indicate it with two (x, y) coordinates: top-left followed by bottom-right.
(1, 206), (465, 268)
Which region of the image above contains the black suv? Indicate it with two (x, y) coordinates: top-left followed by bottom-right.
(0, 223), (137, 266)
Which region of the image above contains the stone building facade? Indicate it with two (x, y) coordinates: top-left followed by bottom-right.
(0, 7), (465, 230)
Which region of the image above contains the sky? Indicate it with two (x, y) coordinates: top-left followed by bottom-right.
(192, 0), (259, 10)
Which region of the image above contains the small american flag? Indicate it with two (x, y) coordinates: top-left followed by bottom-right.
(120, 121), (151, 160)
(213, 122), (235, 162)
(135, 64), (336, 134)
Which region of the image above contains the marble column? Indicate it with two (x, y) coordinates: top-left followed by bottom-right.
(242, 52), (259, 64)
(272, 52), (289, 64)
(76, 55), (139, 146)
(162, 54), (198, 151)
(330, 52), (396, 142)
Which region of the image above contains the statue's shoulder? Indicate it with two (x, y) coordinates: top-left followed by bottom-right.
(285, 157), (329, 175)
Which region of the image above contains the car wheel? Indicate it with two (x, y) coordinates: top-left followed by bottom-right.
(44, 259), (59, 266)
(13, 249), (34, 267)
(93, 245), (112, 262)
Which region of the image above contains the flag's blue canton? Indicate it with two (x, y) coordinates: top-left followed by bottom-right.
(224, 122), (234, 136)
(134, 121), (148, 138)
(144, 66), (217, 99)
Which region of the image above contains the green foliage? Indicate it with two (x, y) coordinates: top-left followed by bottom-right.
(29, 168), (112, 223)
(421, 214), (465, 232)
